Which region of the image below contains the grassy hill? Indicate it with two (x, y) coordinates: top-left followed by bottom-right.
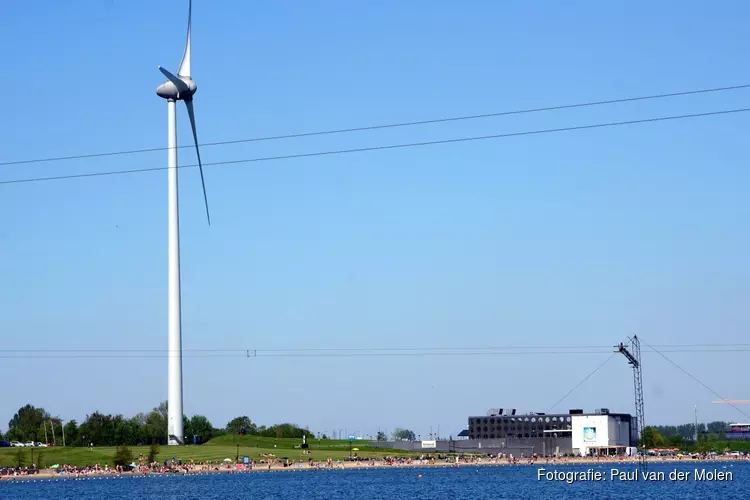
(206, 434), (385, 451)
(0, 436), (407, 468)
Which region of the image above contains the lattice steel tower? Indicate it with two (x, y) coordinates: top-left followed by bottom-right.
(616, 335), (646, 471)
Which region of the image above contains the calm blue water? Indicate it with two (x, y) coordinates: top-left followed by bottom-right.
(0, 462), (746, 499)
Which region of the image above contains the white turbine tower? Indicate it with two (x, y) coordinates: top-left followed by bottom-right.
(155, 0), (210, 446)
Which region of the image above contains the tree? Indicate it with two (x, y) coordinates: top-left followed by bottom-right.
(226, 416), (257, 436)
(14, 448), (26, 468)
(707, 421), (727, 436)
(112, 445), (134, 467)
(63, 420), (79, 446)
(187, 415), (215, 442)
(640, 426), (664, 449)
(114, 416), (139, 446)
(157, 401), (168, 424)
(392, 428), (416, 441)
(148, 443), (160, 463)
(7, 404), (50, 442)
(78, 411), (122, 446)
(139, 404), (168, 444)
(664, 435), (684, 447)
(376, 431), (387, 441)
(257, 423), (312, 439)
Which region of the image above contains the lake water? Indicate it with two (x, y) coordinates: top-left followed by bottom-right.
(0, 462), (746, 499)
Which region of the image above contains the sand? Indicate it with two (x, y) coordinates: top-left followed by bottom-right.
(1, 454), (747, 482)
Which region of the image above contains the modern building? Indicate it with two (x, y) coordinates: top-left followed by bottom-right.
(725, 423), (750, 440)
(467, 407), (638, 456)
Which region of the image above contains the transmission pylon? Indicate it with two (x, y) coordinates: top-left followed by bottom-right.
(616, 335), (646, 471)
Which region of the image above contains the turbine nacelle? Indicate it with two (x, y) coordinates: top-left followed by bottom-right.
(156, 68), (197, 101)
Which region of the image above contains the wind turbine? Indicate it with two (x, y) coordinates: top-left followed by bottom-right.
(155, 0), (210, 446)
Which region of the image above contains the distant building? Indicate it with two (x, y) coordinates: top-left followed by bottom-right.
(467, 407), (638, 456)
(726, 423), (750, 440)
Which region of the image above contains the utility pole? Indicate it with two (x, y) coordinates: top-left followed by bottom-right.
(51, 421), (56, 446)
(694, 405), (698, 442)
(615, 335), (646, 471)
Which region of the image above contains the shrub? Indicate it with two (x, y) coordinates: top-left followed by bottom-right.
(113, 445), (133, 467)
(148, 443), (160, 463)
(14, 448), (26, 468)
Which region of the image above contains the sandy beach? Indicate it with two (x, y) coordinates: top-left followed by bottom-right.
(2, 455), (747, 482)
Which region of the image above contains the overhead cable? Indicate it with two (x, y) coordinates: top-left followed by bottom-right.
(2, 83), (748, 168)
(3, 107), (749, 186)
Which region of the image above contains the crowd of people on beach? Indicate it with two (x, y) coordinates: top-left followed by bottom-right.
(2, 450), (748, 480)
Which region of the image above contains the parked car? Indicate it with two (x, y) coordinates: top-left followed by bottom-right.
(10, 441), (24, 447)
(24, 441), (35, 447)
(0, 441), (10, 447)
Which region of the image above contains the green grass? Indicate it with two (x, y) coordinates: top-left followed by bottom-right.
(0, 436), (410, 468)
(207, 434), (387, 452)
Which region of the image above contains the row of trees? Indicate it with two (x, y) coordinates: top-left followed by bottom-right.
(641, 421), (732, 449)
(651, 422), (729, 441)
(2, 404), (313, 447)
(224, 416), (314, 439)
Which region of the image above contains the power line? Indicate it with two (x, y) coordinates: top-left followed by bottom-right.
(546, 353), (617, 413)
(2, 83), (748, 168)
(3, 342), (750, 353)
(0, 351), (612, 359)
(0, 345), (613, 353)
(0, 346), (749, 359)
(639, 338), (750, 422)
(3, 107), (749, 186)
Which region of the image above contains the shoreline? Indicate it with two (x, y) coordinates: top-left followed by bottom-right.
(2, 455), (747, 483)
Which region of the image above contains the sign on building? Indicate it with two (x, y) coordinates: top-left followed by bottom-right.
(583, 427), (597, 442)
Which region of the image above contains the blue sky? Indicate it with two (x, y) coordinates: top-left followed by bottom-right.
(1, 0), (749, 438)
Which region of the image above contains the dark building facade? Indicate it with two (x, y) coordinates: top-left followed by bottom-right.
(468, 407), (637, 450)
(469, 408), (574, 440)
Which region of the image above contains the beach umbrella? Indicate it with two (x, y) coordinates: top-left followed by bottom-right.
(223, 458), (232, 462)
(50, 464), (60, 469)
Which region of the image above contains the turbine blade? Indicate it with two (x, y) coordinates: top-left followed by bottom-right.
(184, 99), (210, 225)
(158, 66), (189, 93)
(178, 0), (192, 77)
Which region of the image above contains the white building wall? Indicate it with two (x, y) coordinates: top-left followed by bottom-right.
(571, 414), (630, 456)
(572, 415), (610, 456)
